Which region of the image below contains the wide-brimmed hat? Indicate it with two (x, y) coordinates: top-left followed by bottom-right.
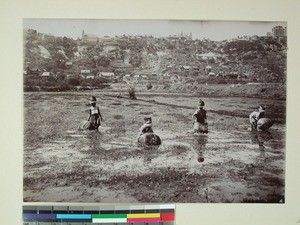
(259, 105), (265, 112)
(89, 96), (97, 104)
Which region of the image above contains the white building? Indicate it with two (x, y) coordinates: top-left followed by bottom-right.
(97, 72), (115, 78)
(41, 72), (50, 77)
(86, 75), (95, 79)
(81, 70), (90, 75)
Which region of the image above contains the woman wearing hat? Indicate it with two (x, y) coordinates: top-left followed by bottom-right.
(137, 117), (161, 146)
(87, 96), (103, 130)
(249, 105), (265, 131)
(139, 117), (154, 136)
(192, 99), (208, 134)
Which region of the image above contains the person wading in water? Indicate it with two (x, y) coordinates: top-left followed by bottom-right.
(192, 99), (208, 134)
(139, 117), (154, 136)
(87, 96), (103, 130)
(249, 105), (266, 131)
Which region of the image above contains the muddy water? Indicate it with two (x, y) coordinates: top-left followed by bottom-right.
(24, 126), (285, 203)
(23, 93), (285, 203)
(139, 95), (286, 123)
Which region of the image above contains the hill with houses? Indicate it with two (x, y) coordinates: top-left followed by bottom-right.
(23, 28), (287, 97)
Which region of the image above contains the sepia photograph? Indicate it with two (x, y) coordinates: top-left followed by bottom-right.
(23, 19), (286, 203)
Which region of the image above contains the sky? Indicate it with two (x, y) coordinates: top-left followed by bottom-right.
(23, 19), (287, 41)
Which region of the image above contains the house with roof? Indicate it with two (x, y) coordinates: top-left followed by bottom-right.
(65, 61), (73, 67)
(97, 72), (115, 78)
(41, 71), (51, 77)
(133, 74), (141, 81)
(122, 74), (132, 82)
(86, 75), (95, 79)
(81, 69), (90, 74)
(26, 67), (40, 76)
(205, 65), (212, 73)
(272, 26), (287, 37)
(77, 46), (87, 53)
(112, 62), (133, 70)
(81, 70), (91, 78)
(82, 30), (98, 43)
(140, 75), (148, 81)
(181, 66), (191, 71)
(159, 74), (171, 81)
(193, 66), (200, 71)
(41, 33), (55, 41)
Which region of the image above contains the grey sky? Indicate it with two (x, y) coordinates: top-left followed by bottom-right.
(23, 19), (286, 41)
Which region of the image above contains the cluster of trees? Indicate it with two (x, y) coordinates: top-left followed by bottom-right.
(129, 54), (142, 67)
(24, 30), (78, 71)
(24, 75), (110, 92)
(219, 37), (287, 83)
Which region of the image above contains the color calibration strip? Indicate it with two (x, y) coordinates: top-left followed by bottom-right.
(23, 212), (175, 223)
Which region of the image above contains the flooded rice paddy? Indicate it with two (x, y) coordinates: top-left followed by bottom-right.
(23, 92), (285, 203)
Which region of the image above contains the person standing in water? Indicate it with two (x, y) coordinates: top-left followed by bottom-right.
(139, 117), (154, 136)
(249, 105), (265, 131)
(88, 96), (103, 130)
(192, 99), (208, 134)
(138, 117), (161, 146)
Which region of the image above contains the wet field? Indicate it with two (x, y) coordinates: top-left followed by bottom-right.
(23, 91), (285, 203)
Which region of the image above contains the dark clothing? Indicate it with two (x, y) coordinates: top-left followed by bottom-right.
(89, 106), (101, 130)
(193, 108), (207, 124)
(139, 123), (154, 136)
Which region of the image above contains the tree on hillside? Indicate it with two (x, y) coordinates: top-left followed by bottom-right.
(264, 51), (286, 82)
(40, 59), (56, 72)
(146, 83), (153, 90)
(91, 77), (110, 88)
(25, 29), (38, 43)
(129, 54), (142, 67)
(53, 36), (77, 58)
(67, 77), (81, 86)
(97, 55), (110, 67)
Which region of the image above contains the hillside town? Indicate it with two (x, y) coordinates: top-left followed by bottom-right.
(24, 26), (287, 92)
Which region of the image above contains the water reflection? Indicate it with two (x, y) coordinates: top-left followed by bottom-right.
(86, 130), (104, 155)
(193, 134), (208, 163)
(142, 145), (160, 163)
(250, 131), (273, 151)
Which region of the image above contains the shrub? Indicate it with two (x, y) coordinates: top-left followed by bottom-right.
(24, 86), (40, 92)
(67, 77), (80, 86)
(146, 83), (153, 90)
